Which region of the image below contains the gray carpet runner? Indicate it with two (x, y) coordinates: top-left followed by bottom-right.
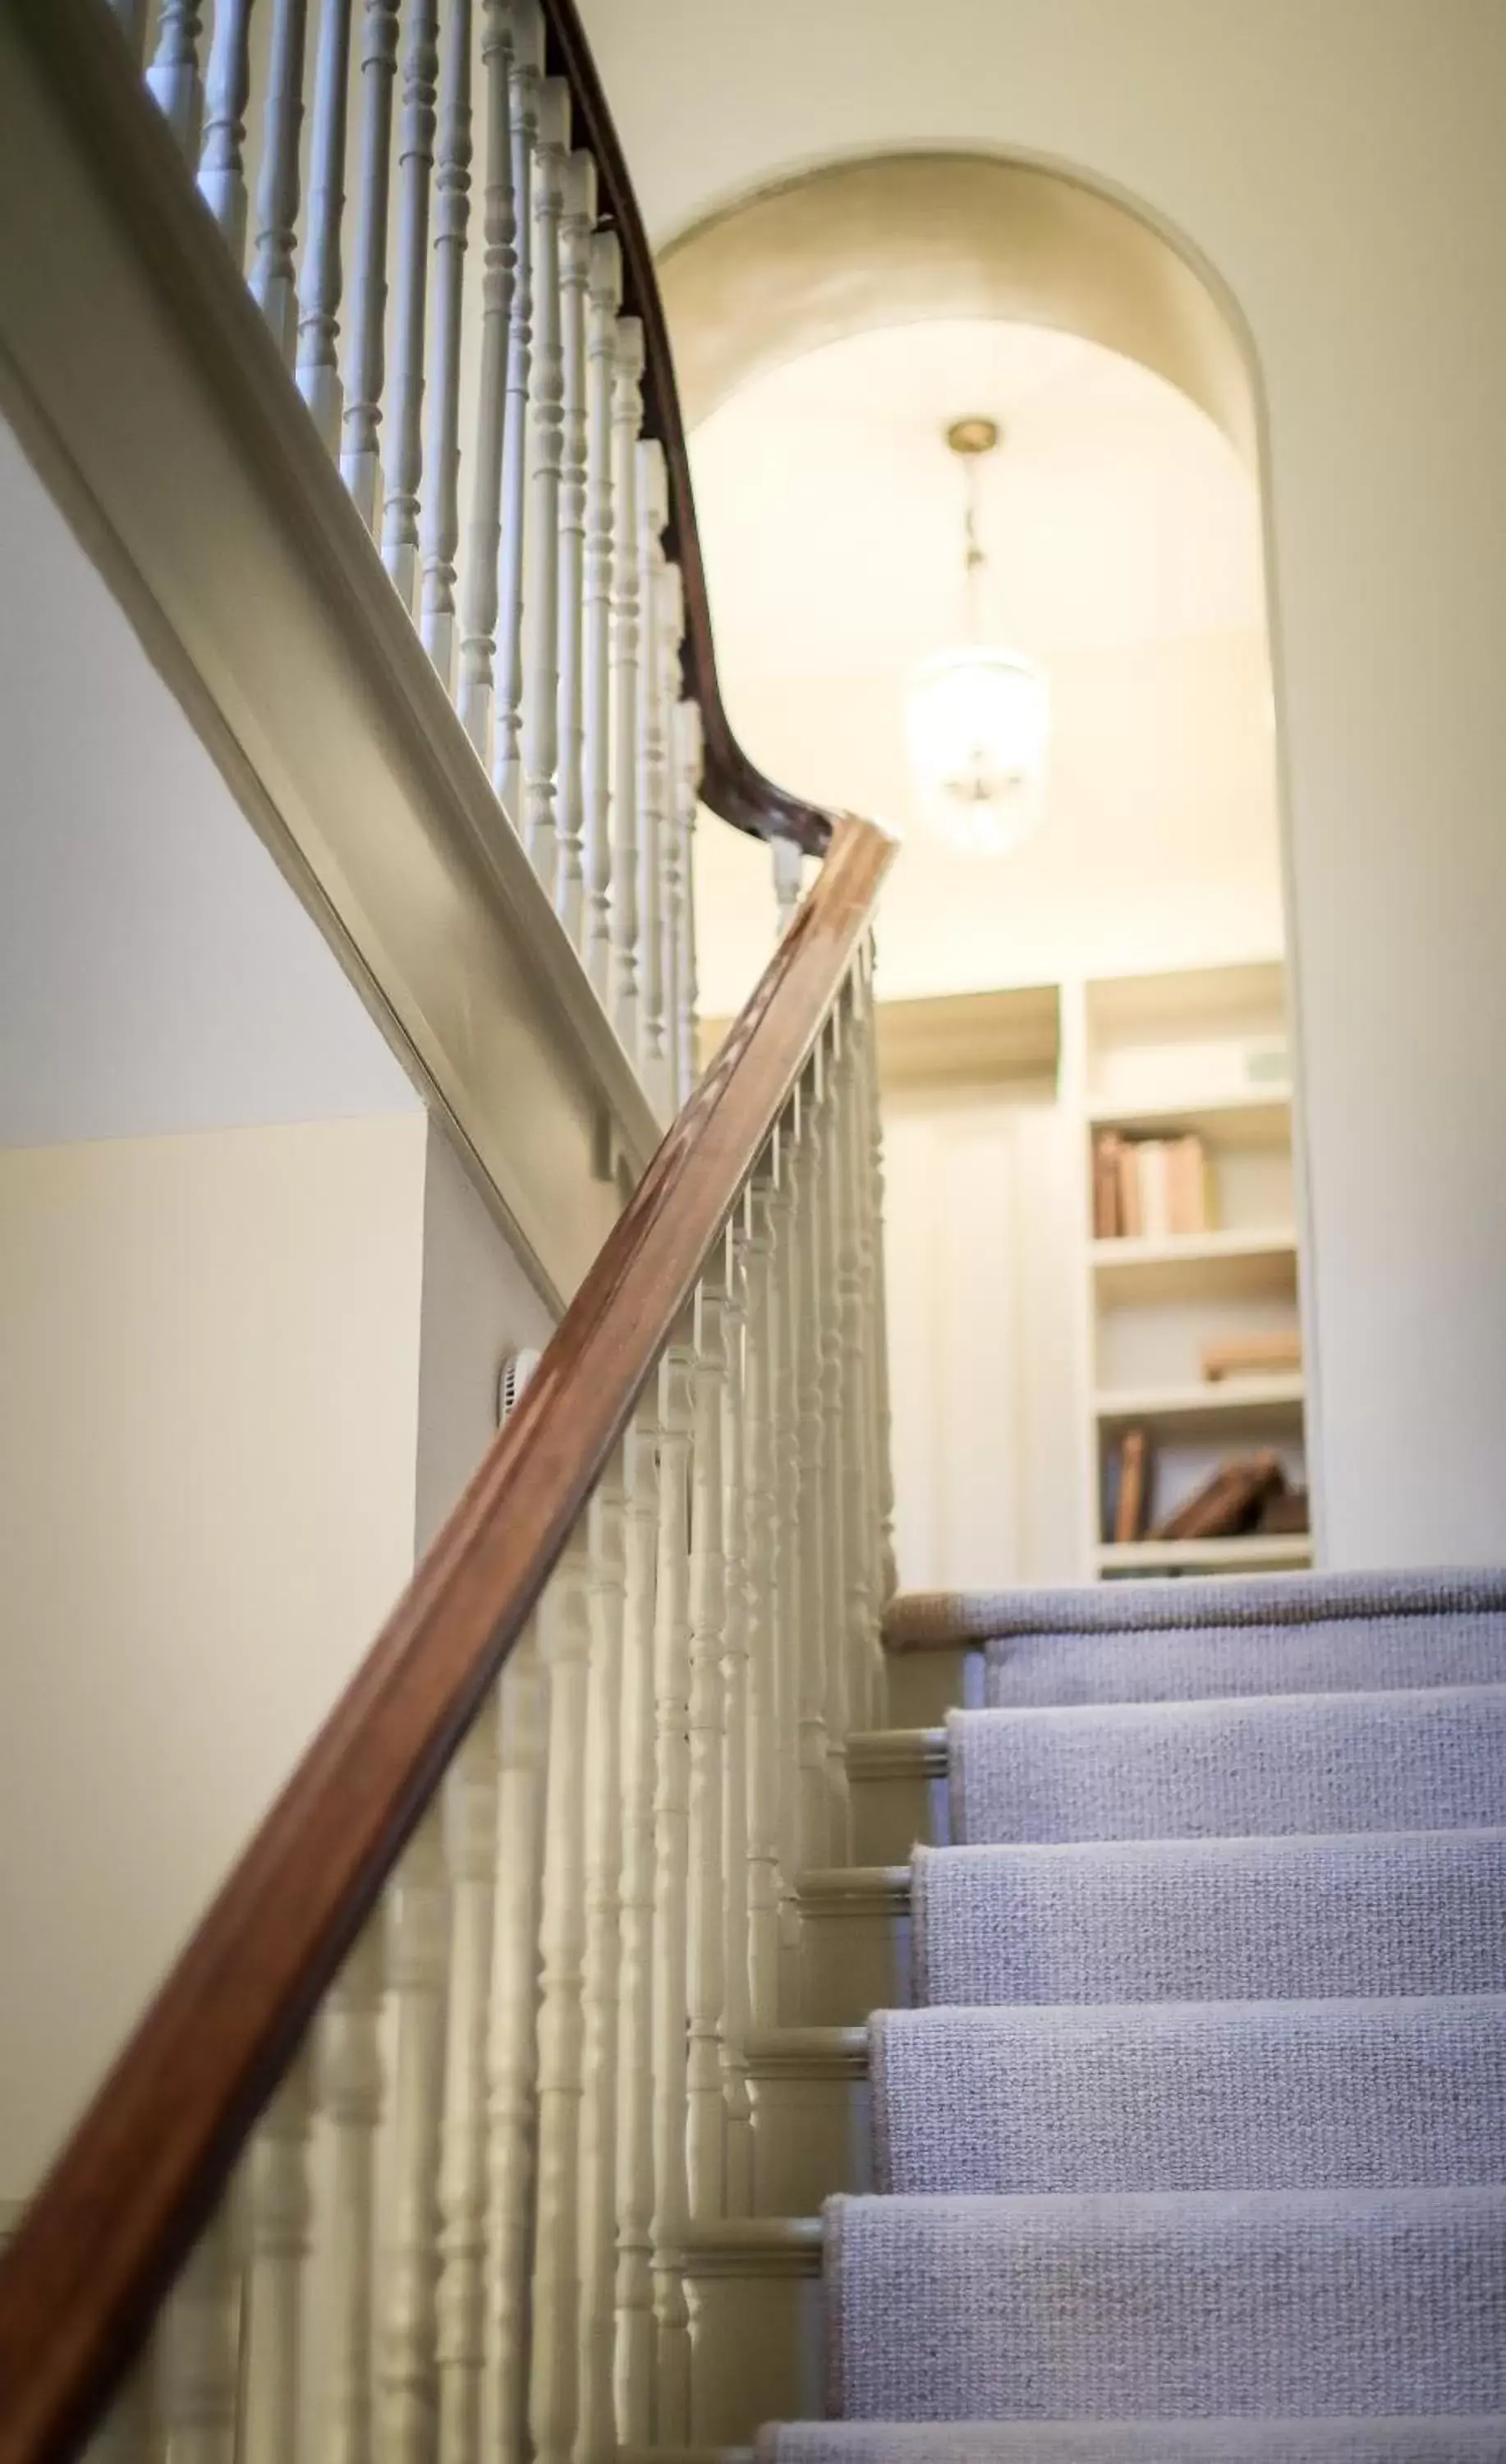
(763, 1567), (1506, 2460)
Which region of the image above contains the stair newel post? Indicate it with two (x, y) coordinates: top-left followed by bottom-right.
(378, 1805), (449, 2464)
(145, 2), (204, 161)
(196, 0), (254, 269)
(581, 229), (621, 1000)
(295, 0), (352, 454)
(316, 1915), (388, 2464)
(418, 0), (472, 690)
(720, 1196), (756, 2209)
(340, 0), (402, 529)
(553, 149), (596, 946)
(153, 2198), (241, 2464)
(434, 1703), (499, 2464)
(519, 78), (571, 884)
(671, 696), (704, 1106)
(612, 1403), (662, 2451)
(856, 943), (898, 1602)
(767, 1108), (807, 2001)
(742, 1160), (784, 2032)
(480, 1625), (547, 2464)
(491, 0), (542, 825)
(248, 0), (310, 365)
(381, 0), (441, 610)
(657, 565), (686, 1107)
(528, 1535), (595, 2464)
(686, 1254), (731, 2226)
(240, 2048), (313, 2464)
(772, 838), (804, 938)
(608, 318), (645, 1059)
(452, 0), (513, 744)
(575, 1454), (627, 2463)
(649, 1334), (696, 2439)
(635, 441), (672, 1108)
(835, 977), (879, 1726)
(792, 1069), (833, 1876)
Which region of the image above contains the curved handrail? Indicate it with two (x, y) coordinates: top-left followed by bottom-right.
(0, 811), (894, 2464)
(538, 0), (833, 858)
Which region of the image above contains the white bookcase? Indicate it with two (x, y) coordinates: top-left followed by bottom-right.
(1063, 959), (1311, 1581)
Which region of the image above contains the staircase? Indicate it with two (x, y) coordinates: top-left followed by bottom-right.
(751, 1571), (1506, 2457)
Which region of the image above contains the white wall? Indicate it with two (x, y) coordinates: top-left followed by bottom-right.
(584, 0), (1506, 1568)
(0, 1115), (429, 2204)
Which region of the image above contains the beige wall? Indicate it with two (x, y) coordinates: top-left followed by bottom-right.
(585, 0), (1506, 1568)
(0, 1115), (429, 2203)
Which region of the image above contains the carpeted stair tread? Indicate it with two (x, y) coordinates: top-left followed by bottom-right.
(948, 1688), (1506, 1844)
(980, 1609), (1506, 1708)
(757, 2423), (1506, 2461)
(871, 1997), (1506, 2195)
(885, 1567), (1506, 1648)
(825, 2186), (1506, 2420)
(913, 1831), (1506, 2006)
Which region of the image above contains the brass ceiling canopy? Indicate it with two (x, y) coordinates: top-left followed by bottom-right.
(945, 415), (1001, 457)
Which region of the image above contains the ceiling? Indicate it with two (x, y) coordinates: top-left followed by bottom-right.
(688, 317), (1283, 1014)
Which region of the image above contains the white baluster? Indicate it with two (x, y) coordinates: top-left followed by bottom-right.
(650, 1338), (695, 2440)
(241, 2050), (313, 2464)
(491, 0), (542, 822)
(815, 1031), (852, 1855)
(581, 232), (620, 1000)
(107, 0), (149, 72)
(528, 1537), (592, 2464)
(553, 149), (596, 945)
(296, 0), (352, 453)
(772, 837), (805, 936)
(767, 1113), (806, 2007)
(248, 0), (310, 364)
(686, 1265), (728, 2225)
(719, 1207), (755, 2210)
(742, 1166), (783, 2033)
(670, 696), (704, 1105)
(608, 317), (644, 1057)
(341, 0), (401, 528)
(381, 0), (440, 610)
(858, 948), (898, 1602)
(790, 1076), (831, 1873)
(434, 1704), (497, 2464)
(481, 1630), (546, 2464)
(154, 2202), (239, 2464)
(575, 1457), (626, 2464)
(519, 77), (570, 881)
(836, 984), (879, 1723)
(657, 566), (686, 1106)
(197, 0), (253, 268)
(418, 0), (472, 689)
(452, 0), (513, 746)
(635, 441), (670, 1107)
(379, 1808), (448, 2464)
(317, 1918), (387, 2464)
(145, 2), (204, 160)
(612, 1406), (660, 2453)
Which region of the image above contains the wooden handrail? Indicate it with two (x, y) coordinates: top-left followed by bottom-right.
(539, 0), (833, 859)
(0, 813), (895, 2464)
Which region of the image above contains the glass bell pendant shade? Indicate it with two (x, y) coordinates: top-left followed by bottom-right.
(904, 643), (1050, 857)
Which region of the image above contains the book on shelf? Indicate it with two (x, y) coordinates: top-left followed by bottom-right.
(1152, 1450), (1285, 1542)
(1200, 1329), (1303, 1383)
(1093, 1131), (1211, 1241)
(1110, 1425), (1151, 1544)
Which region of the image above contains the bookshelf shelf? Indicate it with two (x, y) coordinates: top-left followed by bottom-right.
(1086, 1088), (1292, 1147)
(1095, 1375), (1306, 1437)
(1096, 1533), (1315, 1576)
(1091, 1229), (1298, 1304)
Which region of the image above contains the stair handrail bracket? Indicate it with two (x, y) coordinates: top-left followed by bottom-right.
(0, 801), (893, 2464)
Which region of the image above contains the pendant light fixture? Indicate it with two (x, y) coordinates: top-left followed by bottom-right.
(903, 416), (1050, 856)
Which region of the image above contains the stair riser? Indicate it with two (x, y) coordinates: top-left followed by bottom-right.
(686, 2265), (824, 2445)
(797, 1896), (911, 2026)
(750, 2069), (872, 2212)
(850, 1765), (948, 1864)
(884, 1643), (983, 1727)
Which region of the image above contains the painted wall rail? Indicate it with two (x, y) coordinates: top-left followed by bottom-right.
(0, 812), (896, 2464)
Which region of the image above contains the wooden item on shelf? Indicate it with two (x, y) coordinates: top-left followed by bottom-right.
(1111, 1425), (1152, 1544)
(1258, 1486), (1311, 1536)
(1153, 1449), (1285, 1542)
(1092, 1133), (1123, 1239)
(1200, 1330), (1302, 1383)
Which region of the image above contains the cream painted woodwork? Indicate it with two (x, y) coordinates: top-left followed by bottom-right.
(0, 0), (714, 1310)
